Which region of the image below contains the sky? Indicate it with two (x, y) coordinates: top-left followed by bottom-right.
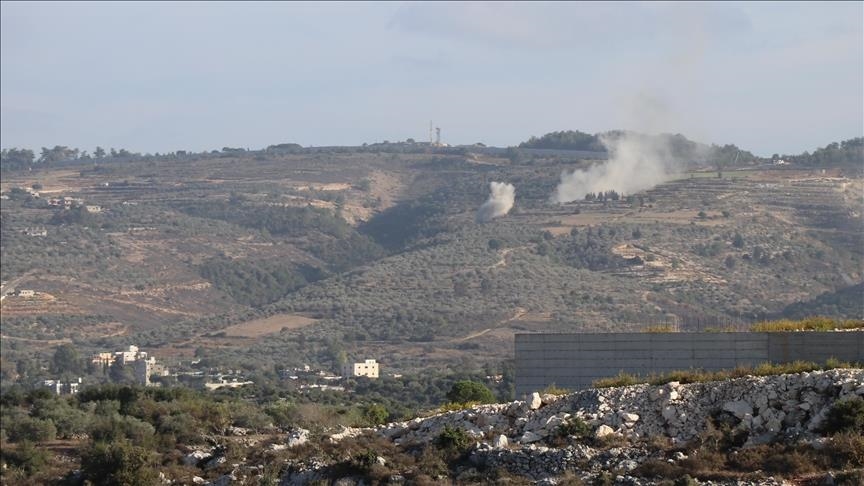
(1, 1), (862, 157)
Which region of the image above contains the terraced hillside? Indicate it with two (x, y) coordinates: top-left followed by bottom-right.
(1, 148), (862, 379)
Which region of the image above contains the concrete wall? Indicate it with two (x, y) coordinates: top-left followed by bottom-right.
(515, 332), (864, 396)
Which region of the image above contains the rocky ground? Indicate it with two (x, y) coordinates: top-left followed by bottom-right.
(177, 368), (863, 485)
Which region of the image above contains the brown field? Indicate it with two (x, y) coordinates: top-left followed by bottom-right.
(220, 313), (318, 338)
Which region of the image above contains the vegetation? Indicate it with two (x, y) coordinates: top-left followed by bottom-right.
(822, 397), (864, 435)
(751, 317), (864, 332)
(519, 130), (605, 151)
(199, 257), (322, 307)
(445, 380), (497, 405)
(592, 359), (860, 388)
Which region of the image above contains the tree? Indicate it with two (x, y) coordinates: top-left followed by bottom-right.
(732, 233), (744, 248)
(94, 146), (106, 159)
(38, 146), (78, 163)
(446, 380), (496, 404)
(1, 148), (35, 168)
(362, 403), (389, 426)
(51, 344), (84, 375)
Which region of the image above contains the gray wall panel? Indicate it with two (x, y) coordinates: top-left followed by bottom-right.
(515, 331), (863, 396)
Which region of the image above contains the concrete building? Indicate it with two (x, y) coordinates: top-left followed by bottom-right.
(116, 345), (145, 365)
(515, 331), (864, 396)
(16, 289), (35, 297)
(343, 359), (379, 379)
(43, 378), (82, 395)
(90, 352), (115, 367)
(134, 357), (169, 386)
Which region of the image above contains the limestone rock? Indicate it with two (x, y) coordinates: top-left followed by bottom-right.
(492, 434), (509, 449)
(722, 400), (753, 419)
(529, 392), (542, 410)
(594, 425), (616, 438)
(287, 428), (309, 447)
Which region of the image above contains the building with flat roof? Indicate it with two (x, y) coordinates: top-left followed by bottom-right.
(343, 359), (379, 379)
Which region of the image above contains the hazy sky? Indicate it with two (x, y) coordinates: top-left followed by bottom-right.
(2, 1), (862, 156)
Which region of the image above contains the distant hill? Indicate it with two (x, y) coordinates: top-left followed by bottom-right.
(518, 129), (759, 169)
(781, 283), (864, 320)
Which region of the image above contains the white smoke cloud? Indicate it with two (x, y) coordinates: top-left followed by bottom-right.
(476, 181), (515, 222)
(550, 132), (679, 203)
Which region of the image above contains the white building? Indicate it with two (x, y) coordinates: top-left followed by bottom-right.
(43, 377), (82, 395)
(134, 357), (169, 386)
(343, 359), (379, 379)
(116, 345), (145, 365)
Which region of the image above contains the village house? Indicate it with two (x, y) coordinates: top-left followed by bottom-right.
(90, 345), (170, 386)
(43, 377), (82, 395)
(342, 359), (379, 379)
(134, 357), (170, 386)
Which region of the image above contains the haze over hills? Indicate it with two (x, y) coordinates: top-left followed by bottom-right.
(1, 132), (862, 378)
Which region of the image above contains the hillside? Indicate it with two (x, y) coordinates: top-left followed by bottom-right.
(1, 137), (862, 383)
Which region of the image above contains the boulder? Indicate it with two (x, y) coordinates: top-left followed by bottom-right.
(594, 425), (616, 438)
(183, 450), (212, 467)
(519, 431), (543, 443)
(529, 392), (542, 410)
(722, 400), (753, 419)
(287, 428), (309, 448)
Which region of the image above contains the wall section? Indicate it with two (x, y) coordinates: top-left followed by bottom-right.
(515, 331), (863, 396)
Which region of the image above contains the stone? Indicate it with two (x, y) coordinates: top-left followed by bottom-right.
(519, 431), (543, 443)
(287, 428), (309, 447)
(594, 425), (616, 438)
(722, 400), (753, 419)
(183, 450), (212, 467)
(208, 473), (234, 486)
(493, 434), (509, 449)
(619, 412), (640, 423)
(529, 392), (542, 410)
(205, 456), (226, 470)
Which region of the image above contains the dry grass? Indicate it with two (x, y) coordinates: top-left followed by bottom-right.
(592, 358), (860, 388)
(751, 317), (864, 332)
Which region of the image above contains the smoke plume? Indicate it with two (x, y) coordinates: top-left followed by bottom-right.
(550, 132), (679, 203)
(476, 182), (515, 222)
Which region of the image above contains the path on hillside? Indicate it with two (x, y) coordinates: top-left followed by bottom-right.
(451, 307), (527, 343)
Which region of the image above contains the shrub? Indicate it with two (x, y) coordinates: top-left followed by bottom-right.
(434, 425), (471, 452)
(557, 418), (592, 439)
(80, 440), (158, 485)
(542, 384), (571, 396)
(822, 397), (864, 435)
(593, 372), (641, 388)
(0, 440), (51, 476)
(361, 403), (389, 426)
(445, 381), (495, 405)
(632, 459), (684, 479)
